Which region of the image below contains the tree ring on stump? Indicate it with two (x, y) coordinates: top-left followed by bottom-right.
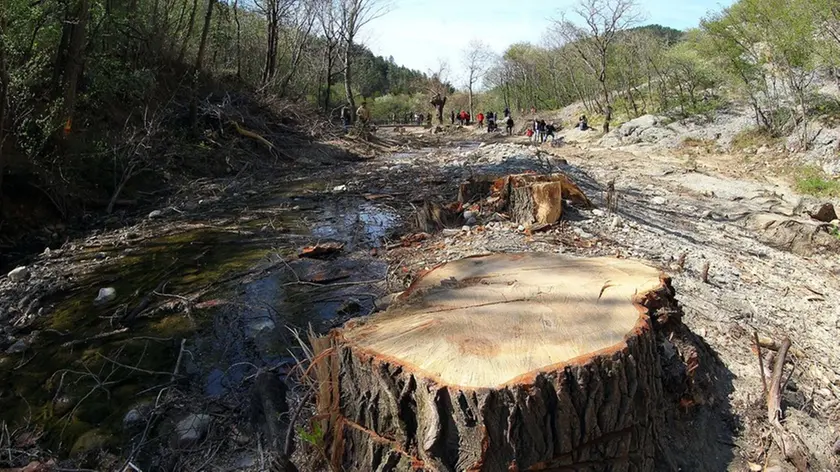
(315, 253), (670, 471)
(344, 253), (662, 388)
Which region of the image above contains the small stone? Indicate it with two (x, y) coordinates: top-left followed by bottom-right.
(610, 216), (622, 229)
(95, 252), (107, 260)
(517, 225), (525, 232)
(123, 409), (143, 426)
(462, 225), (471, 232)
(94, 287), (117, 305)
(332, 184), (347, 192)
(174, 414), (212, 447)
(5, 339), (28, 354)
(148, 210), (163, 219)
(43, 247), (51, 257)
(54, 396), (75, 416)
(651, 196), (667, 205)
(466, 217), (477, 226)
(463, 210), (476, 220)
(811, 203), (838, 223)
(7, 266), (29, 283)
(592, 209), (606, 217)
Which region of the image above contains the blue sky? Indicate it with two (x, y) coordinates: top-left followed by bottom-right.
(364, 0), (734, 86)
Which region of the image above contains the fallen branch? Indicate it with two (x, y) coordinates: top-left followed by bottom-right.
(60, 328), (129, 348)
(756, 335), (806, 359)
(767, 337), (808, 471)
(754, 331), (767, 396)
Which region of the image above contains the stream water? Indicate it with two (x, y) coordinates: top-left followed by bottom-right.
(0, 187), (400, 457)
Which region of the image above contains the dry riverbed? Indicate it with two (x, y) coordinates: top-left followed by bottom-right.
(1, 127), (839, 471)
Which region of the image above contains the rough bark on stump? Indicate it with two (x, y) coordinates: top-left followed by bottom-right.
(314, 253), (673, 472)
(493, 174), (591, 226)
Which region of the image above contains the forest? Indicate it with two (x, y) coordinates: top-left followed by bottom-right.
(0, 0), (434, 242)
(479, 0), (840, 145)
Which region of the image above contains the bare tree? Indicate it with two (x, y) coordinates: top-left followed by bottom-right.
(0, 5), (8, 200)
(62, 0), (91, 135)
(277, 1), (317, 97)
(427, 58), (450, 123)
(316, 0), (341, 112)
(338, 0), (390, 121)
(189, 0), (217, 126)
(462, 40), (493, 119)
(551, 0), (642, 131)
(256, 0), (295, 84)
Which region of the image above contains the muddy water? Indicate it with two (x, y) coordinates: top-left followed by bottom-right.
(0, 192), (399, 456)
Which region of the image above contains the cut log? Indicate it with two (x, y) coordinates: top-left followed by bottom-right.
(493, 173), (591, 226)
(313, 253), (673, 471)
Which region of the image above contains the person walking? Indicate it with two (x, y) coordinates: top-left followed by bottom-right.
(538, 119), (547, 143)
(450, 110), (455, 125)
(545, 122), (557, 142)
(477, 112), (485, 128)
(504, 106), (510, 118)
(341, 104), (352, 132)
(505, 116), (514, 135)
(532, 118), (539, 143)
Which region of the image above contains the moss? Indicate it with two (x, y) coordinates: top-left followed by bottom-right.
(70, 428), (111, 456)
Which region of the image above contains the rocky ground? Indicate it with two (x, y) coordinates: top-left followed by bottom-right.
(1, 123), (839, 471)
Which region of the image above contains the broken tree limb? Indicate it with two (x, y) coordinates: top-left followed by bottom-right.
(313, 253), (673, 471)
(767, 337), (808, 471)
(756, 335), (806, 359)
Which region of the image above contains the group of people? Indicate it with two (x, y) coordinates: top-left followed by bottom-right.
(448, 108), (514, 135)
(527, 119), (558, 143)
(340, 102), (371, 131)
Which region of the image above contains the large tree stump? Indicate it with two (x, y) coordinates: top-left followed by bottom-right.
(493, 174), (591, 225)
(313, 253), (673, 471)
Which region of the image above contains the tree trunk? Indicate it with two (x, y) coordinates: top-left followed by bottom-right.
(313, 253), (673, 471)
(233, 0), (241, 78)
(189, 0), (216, 127)
(493, 173), (591, 226)
(263, 3), (278, 85)
(0, 7), (8, 204)
(177, 0), (199, 64)
(62, 0), (90, 136)
(322, 44), (334, 113)
(344, 39), (356, 122)
(468, 84), (473, 123)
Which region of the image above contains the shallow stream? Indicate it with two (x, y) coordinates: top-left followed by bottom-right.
(0, 186), (400, 457)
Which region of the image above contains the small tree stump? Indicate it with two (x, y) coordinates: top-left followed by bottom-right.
(494, 173), (591, 225)
(313, 253), (673, 471)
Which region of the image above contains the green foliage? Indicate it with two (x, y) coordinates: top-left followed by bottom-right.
(795, 166), (840, 197)
(730, 128), (781, 151)
(298, 422), (325, 446)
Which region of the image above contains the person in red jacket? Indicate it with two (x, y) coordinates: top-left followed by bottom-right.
(477, 112), (484, 128)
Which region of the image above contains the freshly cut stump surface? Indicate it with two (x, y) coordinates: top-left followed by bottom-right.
(313, 253), (672, 472)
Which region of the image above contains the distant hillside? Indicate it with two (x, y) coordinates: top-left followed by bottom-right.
(628, 24), (685, 45)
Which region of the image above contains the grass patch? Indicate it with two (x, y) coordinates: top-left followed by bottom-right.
(731, 128), (781, 152)
(794, 166), (840, 197)
(680, 136), (717, 153)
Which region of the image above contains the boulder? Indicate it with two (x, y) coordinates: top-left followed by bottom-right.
(810, 203), (838, 223)
(174, 414), (212, 447)
(8, 266), (29, 283)
(94, 287), (117, 305)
